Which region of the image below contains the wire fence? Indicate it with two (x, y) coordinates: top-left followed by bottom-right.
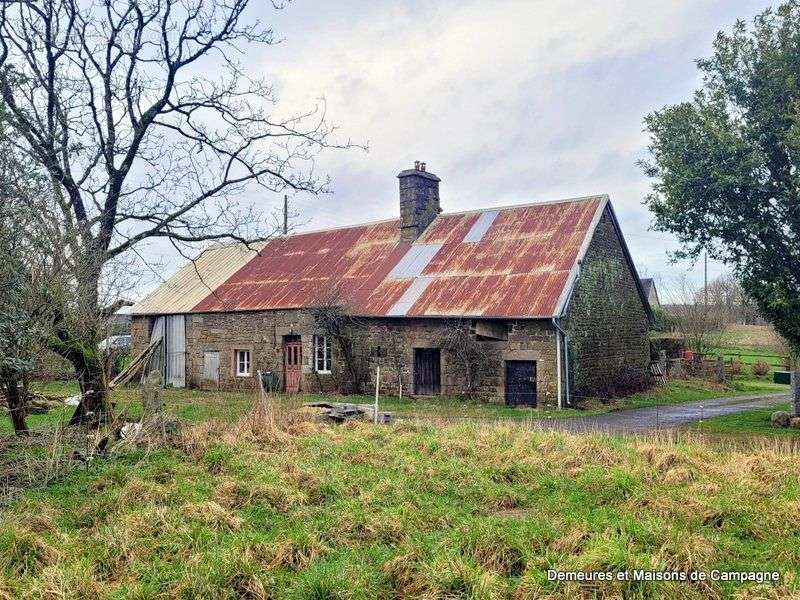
(710, 350), (790, 368)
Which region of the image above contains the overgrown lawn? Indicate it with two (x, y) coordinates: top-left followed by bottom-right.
(8, 376), (788, 435)
(0, 421), (798, 598)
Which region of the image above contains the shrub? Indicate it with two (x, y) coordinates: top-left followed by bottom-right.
(584, 366), (652, 401)
(752, 361), (770, 377)
(649, 335), (686, 360)
(770, 411), (790, 428)
(728, 360), (743, 376)
(650, 307), (677, 333)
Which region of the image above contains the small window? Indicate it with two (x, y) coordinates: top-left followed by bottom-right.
(314, 335), (332, 373)
(236, 349), (251, 377)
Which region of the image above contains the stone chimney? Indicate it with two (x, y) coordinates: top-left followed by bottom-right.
(397, 161), (441, 241)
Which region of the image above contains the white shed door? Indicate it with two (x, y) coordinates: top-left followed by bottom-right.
(203, 351), (220, 386)
(165, 315), (186, 388)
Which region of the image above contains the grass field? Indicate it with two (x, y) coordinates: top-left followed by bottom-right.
(1, 416), (798, 599)
(712, 324), (794, 371)
(6, 375), (787, 434)
(710, 347), (788, 369)
(716, 324), (787, 352)
(694, 404), (800, 438)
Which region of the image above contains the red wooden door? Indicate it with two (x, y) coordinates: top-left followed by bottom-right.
(283, 339), (302, 393)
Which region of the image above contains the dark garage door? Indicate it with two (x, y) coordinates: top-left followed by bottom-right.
(414, 348), (441, 395)
(505, 360), (537, 406)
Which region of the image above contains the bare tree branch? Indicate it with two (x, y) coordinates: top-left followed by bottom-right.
(0, 0), (359, 423)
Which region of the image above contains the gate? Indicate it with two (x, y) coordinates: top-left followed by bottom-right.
(505, 360), (536, 406)
(414, 348), (441, 395)
(283, 337), (302, 393)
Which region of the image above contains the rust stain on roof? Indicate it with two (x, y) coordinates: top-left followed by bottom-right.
(150, 196), (608, 318)
(193, 220), (407, 313)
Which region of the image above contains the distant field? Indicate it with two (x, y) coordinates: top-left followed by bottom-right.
(711, 347), (789, 368)
(717, 324), (788, 352)
(706, 324), (793, 373)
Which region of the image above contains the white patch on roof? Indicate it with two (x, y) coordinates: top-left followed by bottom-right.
(462, 209), (500, 242)
(130, 243), (264, 315)
(387, 276), (434, 316)
(387, 243), (443, 278)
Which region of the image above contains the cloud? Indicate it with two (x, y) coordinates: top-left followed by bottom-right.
(136, 0), (774, 296)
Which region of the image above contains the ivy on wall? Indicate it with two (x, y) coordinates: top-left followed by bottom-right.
(565, 255), (650, 399)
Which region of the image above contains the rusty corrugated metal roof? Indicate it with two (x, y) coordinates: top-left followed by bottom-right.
(193, 219), (409, 313)
(137, 196), (610, 318)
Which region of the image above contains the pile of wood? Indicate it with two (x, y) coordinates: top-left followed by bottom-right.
(110, 339), (161, 388)
(303, 401), (393, 424)
(0, 389), (66, 415)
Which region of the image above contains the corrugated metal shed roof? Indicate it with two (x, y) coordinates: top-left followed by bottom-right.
(134, 195), (617, 318)
(130, 243), (265, 315)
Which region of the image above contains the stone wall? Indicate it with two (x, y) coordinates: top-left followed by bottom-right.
(353, 318), (558, 404)
(130, 316), (151, 359)
(185, 310), (320, 390)
(131, 312), (560, 404)
(563, 206), (651, 400)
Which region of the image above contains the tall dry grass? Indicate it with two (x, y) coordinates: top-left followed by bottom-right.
(180, 380), (323, 458)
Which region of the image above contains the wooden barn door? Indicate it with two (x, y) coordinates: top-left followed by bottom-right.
(283, 337), (302, 393)
(414, 348), (441, 395)
(202, 351), (220, 387)
(505, 360), (537, 406)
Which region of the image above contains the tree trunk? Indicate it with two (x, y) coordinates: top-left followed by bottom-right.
(4, 379), (28, 435)
(48, 271), (110, 427)
(792, 369), (800, 417)
(67, 355), (109, 426)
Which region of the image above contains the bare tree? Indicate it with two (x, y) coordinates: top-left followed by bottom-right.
(666, 276), (725, 357)
(437, 319), (489, 399)
(309, 285), (368, 394)
(0, 0), (354, 424)
(696, 273), (761, 325)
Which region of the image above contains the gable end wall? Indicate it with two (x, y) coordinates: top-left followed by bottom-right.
(564, 207), (650, 399)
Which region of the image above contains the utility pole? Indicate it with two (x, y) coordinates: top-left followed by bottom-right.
(283, 194), (288, 235)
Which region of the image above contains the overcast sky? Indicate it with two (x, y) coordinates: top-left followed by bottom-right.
(136, 0), (775, 301)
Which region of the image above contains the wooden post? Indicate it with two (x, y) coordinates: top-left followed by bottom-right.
(142, 370), (163, 418)
(398, 371), (402, 403)
(374, 365), (380, 424)
(792, 369), (800, 417)
(715, 355), (726, 384)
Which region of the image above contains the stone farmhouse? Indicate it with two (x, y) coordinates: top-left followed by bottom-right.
(130, 163), (652, 407)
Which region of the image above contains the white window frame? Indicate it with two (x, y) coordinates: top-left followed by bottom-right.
(314, 335), (332, 374)
(235, 349), (251, 377)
